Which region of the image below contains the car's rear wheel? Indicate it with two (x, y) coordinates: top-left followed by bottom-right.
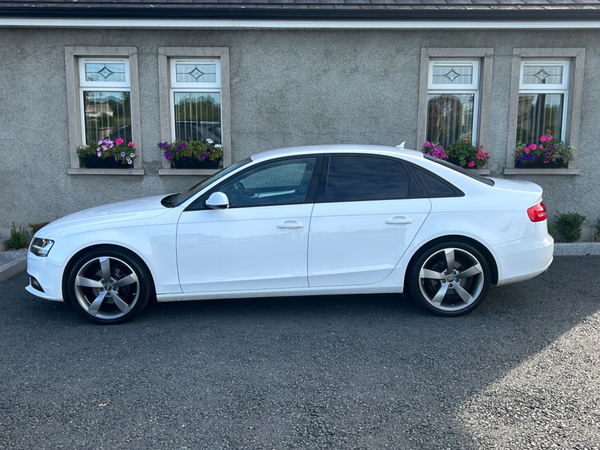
(66, 248), (153, 324)
(408, 240), (491, 316)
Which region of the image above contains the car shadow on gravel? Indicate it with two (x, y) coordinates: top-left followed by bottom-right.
(1, 257), (599, 449)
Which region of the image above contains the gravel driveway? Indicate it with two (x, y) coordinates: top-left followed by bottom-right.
(1, 257), (599, 449)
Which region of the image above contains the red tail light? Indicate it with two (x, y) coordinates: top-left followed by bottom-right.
(527, 201), (547, 222)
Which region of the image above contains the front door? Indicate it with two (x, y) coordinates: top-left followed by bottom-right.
(177, 156), (320, 293)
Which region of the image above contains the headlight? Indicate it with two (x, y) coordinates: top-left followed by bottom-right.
(30, 238), (54, 257)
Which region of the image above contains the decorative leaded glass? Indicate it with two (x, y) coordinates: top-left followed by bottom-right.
(432, 65), (473, 85)
(173, 92), (222, 142)
(85, 62), (127, 83)
(176, 63), (217, 84)
(522, 65), (563, 85)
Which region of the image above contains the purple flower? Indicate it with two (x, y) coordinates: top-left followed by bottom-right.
(126, 158), (132, 164)
(130, 153), (135, 158)
(201, 155), (206, 160)
(121, 152), (125, 157)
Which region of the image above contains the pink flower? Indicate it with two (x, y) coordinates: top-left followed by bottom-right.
(524, 146), (531, 154)
(127, 142), (135, 147)
(468, 161), (475, 168)
(464, 139), (468, 144)
(530, 144), (537, 150)
(115, 138), (124, 145)
(423, 142), (431, 148)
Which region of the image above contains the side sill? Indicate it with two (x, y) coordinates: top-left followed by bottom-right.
(68, 168), (145, 176)
(503, 168), (579, 176)
(159, 168), (221, 176)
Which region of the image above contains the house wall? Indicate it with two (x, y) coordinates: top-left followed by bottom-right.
(0, 27), (598, 229)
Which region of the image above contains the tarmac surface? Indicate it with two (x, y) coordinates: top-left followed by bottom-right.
(1, 256), (600, 449)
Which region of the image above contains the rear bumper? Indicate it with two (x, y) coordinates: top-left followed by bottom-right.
(493, 232), (554, 286)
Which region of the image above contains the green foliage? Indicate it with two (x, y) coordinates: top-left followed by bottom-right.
(7, 223), (29, 249)
(594, 218), (600, 242)
(29, 222), (49, 235)
(555, 212), (586, 243)
(159, 138), (223, 162)
(446, 140), (489, 169)
(547, 223), (557, 240)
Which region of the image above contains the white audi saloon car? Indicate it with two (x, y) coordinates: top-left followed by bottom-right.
(26, 145), (554, 324)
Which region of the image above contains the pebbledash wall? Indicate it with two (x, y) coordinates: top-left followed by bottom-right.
(0, 26), (598, 229)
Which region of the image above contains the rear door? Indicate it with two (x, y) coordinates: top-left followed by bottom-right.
(307, 154), (431, 287)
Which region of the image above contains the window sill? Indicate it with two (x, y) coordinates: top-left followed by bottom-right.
(470, 169), (490, 175)
(503, 168), (579, 176)
(68, 168), (145, 176)
(159, 168), (220, 176)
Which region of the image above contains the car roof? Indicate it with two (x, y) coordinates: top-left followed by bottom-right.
(250, 144), (425, 162)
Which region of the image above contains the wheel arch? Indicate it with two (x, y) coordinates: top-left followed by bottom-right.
(405, 235), (499, 287)
(61, 244), (157, 305)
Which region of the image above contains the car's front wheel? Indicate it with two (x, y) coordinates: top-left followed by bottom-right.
(66, 247), (153, 324)
(408, 240), (491, 316)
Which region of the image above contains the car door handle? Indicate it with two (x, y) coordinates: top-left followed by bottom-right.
(385, 216), (413, 225)
(277, 221), (304, 229)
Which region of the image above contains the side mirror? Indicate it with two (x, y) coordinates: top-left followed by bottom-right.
(205, 192), (230, 210)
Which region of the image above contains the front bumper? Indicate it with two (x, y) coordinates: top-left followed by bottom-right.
(25, 252), (65, 302)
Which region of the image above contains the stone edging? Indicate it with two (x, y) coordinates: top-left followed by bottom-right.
(554, 242), (600, 256)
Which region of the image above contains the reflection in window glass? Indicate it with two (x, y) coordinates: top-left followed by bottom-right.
(426, 94), (475, 148)
(516, 93), (564, 143)
(173, 92), (222, 143)
(83, 91), (131, 146)
(221, 158), (317, 207)
(325, 156), (417, 202)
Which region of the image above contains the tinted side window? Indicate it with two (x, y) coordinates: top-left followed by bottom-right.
(322, 155), (420, 202)
(413, 166), (463, 198)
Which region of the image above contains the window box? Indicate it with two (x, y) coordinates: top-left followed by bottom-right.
(171, 157), (221, 170)
(80, 156), (132, 169)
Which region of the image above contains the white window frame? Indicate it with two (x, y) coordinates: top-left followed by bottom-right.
(504, 48), (585, 175)
(169, 58), (222, 143)
(427, 59), (481, 144)
(79, 58), (130, 88)
(158, 47), (231, 176)
(66, 47), (143, 175)
(78, 58), (132, 151)
(418, 49), (493, 176)
(170, 59), (221, 89)
(518, 59), (570, 141)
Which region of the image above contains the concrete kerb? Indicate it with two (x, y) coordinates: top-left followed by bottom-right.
(0, 243), (599, 285)
(0, 253), (27, 283)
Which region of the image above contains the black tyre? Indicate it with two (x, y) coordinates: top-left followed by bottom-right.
(408, 240), (491, 316)
(66, 247), (153, 324)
